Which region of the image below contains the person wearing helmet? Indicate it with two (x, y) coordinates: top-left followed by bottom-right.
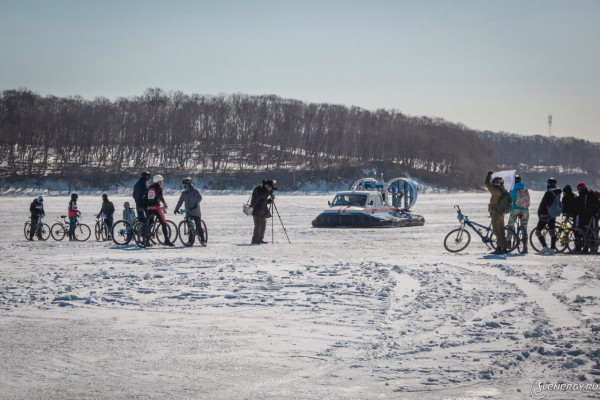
(485, 171), (510, 254)
(28, 195), (45, 240)
(133, 171), (151, 232)
(534, 178), (562, 255)
(174, 177), (206, 246)
(68, 193), (82, 241)
(146, 174), (175, 247)
(97, 194), (115, 240)
(576, 182), (600, 253)
(250, 179), (276, 244)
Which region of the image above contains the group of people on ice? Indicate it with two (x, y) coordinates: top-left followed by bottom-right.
(27, 171), (276, 247)
(486, 171), (600, 255)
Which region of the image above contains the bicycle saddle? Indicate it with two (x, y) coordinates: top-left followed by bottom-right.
(60, 215), (67, 219)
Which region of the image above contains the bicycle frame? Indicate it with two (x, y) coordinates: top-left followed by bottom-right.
(454, 206), (494, 248)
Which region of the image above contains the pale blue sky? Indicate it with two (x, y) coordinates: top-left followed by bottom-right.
(1, 0), (599, 141)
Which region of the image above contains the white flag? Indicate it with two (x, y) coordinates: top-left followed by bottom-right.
(492, 170), (516, 191)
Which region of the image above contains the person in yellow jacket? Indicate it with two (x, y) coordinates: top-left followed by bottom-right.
(485, 171), (509, 254)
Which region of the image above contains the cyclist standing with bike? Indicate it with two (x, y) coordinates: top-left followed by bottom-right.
(28, 195), (45, 240)
(534, 178), (562, 255)
(68, 193), (82, 241)
(485, 171), (510, 254)
(133, 171), (151, 237)
(146, 174), (175, 247)
(576, 182), (600, 253)
(174, 177), (206, 246)
(508, 175), (530, 253)
(97, 194), (115, 239)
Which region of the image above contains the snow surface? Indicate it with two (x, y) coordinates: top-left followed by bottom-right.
(1, 192), (600, 399)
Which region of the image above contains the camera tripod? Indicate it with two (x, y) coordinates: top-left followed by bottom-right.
(269, 201), (291, 244)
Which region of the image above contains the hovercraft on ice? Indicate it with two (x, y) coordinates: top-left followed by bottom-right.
(311, 177), (425, 228)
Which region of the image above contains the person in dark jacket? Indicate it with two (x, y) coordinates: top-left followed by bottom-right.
(576, 182), (600, 253)
(146, 174), (174, 247)
(133, 171), (151, 232)
(250, 179), (275, 244)
(485, 171), (509, 254)
(534, 178), (562, 255)
(174, 177), (206, 246)
(562, 185), (580, 224)
(68, 193), (81, 241)
(97, 194), (115, 239)
(28, 195), (45, 240)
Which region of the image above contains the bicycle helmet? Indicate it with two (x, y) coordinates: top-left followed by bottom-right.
(577, 182), (587, 190)
(491, 176), (504, 187)
(71, 193), (78, 200)
(515, 175), (521, 183)
(37, 195), (43, 202)
(182, 177), (192, 185)
(141, 171), (151, 179)
(153, 174), (164, 183)
(547, 177), (557, 189)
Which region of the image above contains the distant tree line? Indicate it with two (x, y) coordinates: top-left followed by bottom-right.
(477, 131), (600, 187)
(0, 88), (501, 188)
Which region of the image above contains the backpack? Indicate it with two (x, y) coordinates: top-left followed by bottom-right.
(548, 191), (563, 218)
(497, 191), (513, 214)
(515, 188), (530, 208)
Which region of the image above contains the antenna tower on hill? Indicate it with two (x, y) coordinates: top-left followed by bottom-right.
(548, 114), (552, 137)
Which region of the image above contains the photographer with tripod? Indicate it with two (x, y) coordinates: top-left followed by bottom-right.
(250, 179), (276, 244)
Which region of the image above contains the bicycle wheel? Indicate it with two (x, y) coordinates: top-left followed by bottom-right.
(100, 223), (109, 241)
(566, 228), (586, 254)
(38, 223), (51, 241)
(589, 227), (600, 254)
(94, 221), (101, 241)
(166, 220), (178, 243)
(529, 228), (549, 253)
(492, 227), (518, 252)
(444, 228), (471, 252)
(51, 223), (67, 241)
(24, 221), (31, 239)
(201, 219), (208, 243)
(178, 220), (195, 247)
(516, 226), (528, 254)
(155, 221), (177, 245)
(133, 222), (149, 248)
(111, 220), (133, 245)
(554, 227), (568, 253)
(74, 224), (91, 241)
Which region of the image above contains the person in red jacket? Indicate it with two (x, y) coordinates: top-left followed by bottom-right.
(68, 193), (82, 241)
(145, 175), (175, 247)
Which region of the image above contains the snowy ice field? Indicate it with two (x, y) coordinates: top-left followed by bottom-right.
(1, 192), (600, 400)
